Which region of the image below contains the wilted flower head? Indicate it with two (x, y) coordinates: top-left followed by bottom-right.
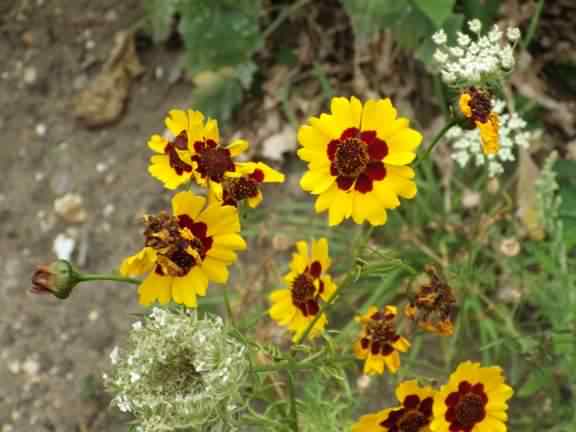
(104, 307), (249, 432)
(31, 260), (79, 299)
(448, 99), (534, 176)
(432, 19), (521, 87)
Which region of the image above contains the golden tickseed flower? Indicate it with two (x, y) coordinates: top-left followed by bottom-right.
(352, 380), (435, 432)
(405, 265), (456, 336)
(298, 96), (422, 226)
(430, 361), (513, 432)
(459, 88), (500, 156)
(268, 238), (337, 341)
(120, 191), (246, 308)
(212, 161), (285, 208)
(148, 109), (208, 189)
(354, 305), (410, 375)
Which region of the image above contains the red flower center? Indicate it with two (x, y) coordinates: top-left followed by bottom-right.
(291, 260), (324, 317)
(445, 381), (488, 432)
(381, 394), (433, 432)
(327, 128), (388, 194)
(192, 139), (235, 182)
(222, 169), (264, 206)
(144, 213), (213, 277)
(361, 310), (400, 356)
(465, 88), (492, 124)
(165, 131), (193, 176)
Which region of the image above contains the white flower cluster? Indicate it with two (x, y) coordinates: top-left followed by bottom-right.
(432, 19), (521, 86)
(448, 100), (534, 176)
(104, 307), (249, 432)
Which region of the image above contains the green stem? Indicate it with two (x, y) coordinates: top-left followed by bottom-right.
(286, 369), (299, 432)
(520, 0), (545, 51)
(260, 0), (311, 42)
(223, 283), (235, 325)
(252, 355), (356, 373)
(77, 273), (141, 285)
(414, 120), (460, 166)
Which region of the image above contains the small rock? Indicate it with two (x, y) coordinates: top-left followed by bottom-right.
(85, 39), (96, 50)
(105, 10), (118, 22)
(499, 237), (521, 257)
(154, 66), (164, 80)
(8, 361), (20, 374)
(53, 232), (76, 260)
(35, 123), (47, 137)
(461, 190), (481, 208)
(260, 125), (297, 161)
(34, 172), (45, 182)
(23, 67), (38, 86)
(88, 310), (100, 321)
(96, 162), (108, 173)
(103, 203), (115, 218)
(54, 193), (87, 223)
(22, 357), (40, 376)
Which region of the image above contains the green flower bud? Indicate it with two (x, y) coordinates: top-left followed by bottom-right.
(31, 260), (80, 299)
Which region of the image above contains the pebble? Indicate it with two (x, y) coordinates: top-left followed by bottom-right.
(52, 232), (76, 260)
(105, 10), (118, 22)
(88, 310), (100, 321)
(23, 67), (37, 85)
(103, 203), (115, 218)
(35, 123), (47, 137)
(53, 193), (87, 223)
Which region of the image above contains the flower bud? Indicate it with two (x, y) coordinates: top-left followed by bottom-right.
(31, 260), (79, 299)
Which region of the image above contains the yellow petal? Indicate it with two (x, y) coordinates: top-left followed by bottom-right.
(361, 99), (396, 138)
(187, 266), (209, 296)
(212, 233), (247, 250)
(328, 189), (353, 226)
(373, 180), (401, 208)
(200, 204), (241, 236)
(120, 247), (156, 276)
(227, 138), (249, 156)
(385, 172), (417, 199)
(311, 238), (330, 270)
(330, 96), (362, 131)
(309, 113), (341, 140)
(364, 353), (385, 375)
(247, 192), (263, 208)
(201, 257), (229, 283)
(172, 274), (198, 307)
(387, 128), (423, 153)
(384, 152), (416, 166)
(148, 134), (167, 153)
(351, 191), (387, 226)
(300, 169), (335, 194)
(171, 191), (206, 218)
(314, 183), (340, 212)
(384, 351), (400, 373)
(148, 155), (190, 189)
(298, 124), (329, 152)
(206, 248), (238, 264)
(165, 109), (190, 136)
(203, 118), (220, 143)
(138, 273), (172, 306)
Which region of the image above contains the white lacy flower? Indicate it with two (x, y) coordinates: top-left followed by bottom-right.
(104, 308), (249, 432)
(432, 19), (521, 87)
(448, 100), (536, 176)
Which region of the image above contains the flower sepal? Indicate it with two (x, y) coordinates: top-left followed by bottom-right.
(31, 260), (80, 299)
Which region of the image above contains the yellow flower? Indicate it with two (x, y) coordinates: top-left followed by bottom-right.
(120, 191), (246, 308)
(354, 305), (410, 375)
(210, 161), (285, 208)
(352, 380), (435, 432)
(459, 89), (500, 156)
(148, 109), (211, 189)
(430, 361), (513, 432)
(268, 238), (337, 341)
(297, 96), (422, 226)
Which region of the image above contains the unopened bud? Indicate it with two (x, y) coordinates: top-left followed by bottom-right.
(31, 260), (79, 299)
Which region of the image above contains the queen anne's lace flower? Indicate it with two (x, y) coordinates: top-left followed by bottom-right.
(104, 308), (249, 432)
(448, 100), (535, 176)
(432, 20), (521, 87)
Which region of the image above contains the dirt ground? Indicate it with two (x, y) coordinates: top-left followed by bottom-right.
(0, 1), (208, 430)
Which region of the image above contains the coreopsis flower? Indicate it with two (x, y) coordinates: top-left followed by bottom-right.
(354, 305), (410, 375)
(211, 161), (285, 208)
(268, 238), (337, 341)
(405, 265), (456, 336)
(430, 361), (513, 432)
(104, 308), (249, 432)
(458, 87), (500, 156)
(120, 191), (246, 308)
(298, 96), (422, 226)
(432, 19), (521, 87)
(352, 380), (435, 432)
(449, 98), (534, 176)
(148, 109), (207, 189)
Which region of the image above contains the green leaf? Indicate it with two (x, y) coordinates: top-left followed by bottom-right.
(191, 73), (244, 124)
(339, 0), (410, 39)
(179, 0), (261, 73)
(411, 0), (455, 28)
(416, 13), (463, 65)
(461, 0), (501, 27)
(144, 0), (178, 43)
(518, 369), (552, 398)
(392, 7), (434, 51)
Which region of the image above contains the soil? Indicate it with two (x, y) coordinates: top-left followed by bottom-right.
(0, 1), (204, 430)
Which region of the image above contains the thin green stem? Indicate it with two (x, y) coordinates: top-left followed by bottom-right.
(260, 0), (311, 42)
(77, 274), (141, 285)
(520, 0), (545, 51)
(415, 120), (460, 166)
(223, 283), (236, 326)
(286, 369), (299, 432)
